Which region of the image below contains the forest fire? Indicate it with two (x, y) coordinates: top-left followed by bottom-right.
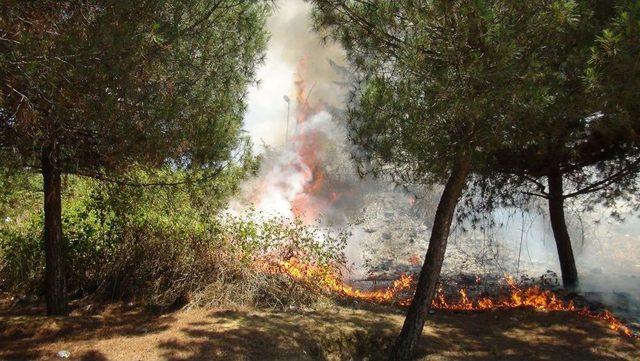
(246, 53), (640, 342)
(589, 310), (636, 338)
(290, 58), (332, 223)
(242, 58), (343, 223)
(264, 257), (413, 304)
(429, 276), (573, 312)
(264, 258), (637, 338)
(246, 63), (638, 340)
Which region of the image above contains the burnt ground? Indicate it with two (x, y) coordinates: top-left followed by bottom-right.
(1, 301), (638, 361)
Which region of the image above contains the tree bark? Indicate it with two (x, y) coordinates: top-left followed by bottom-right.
(547, 167), (579, 290)
(388, 154), (470, 361)
(42, 144), (67, 315)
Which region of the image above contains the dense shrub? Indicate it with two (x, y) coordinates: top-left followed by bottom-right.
(0, 170), (346, 309)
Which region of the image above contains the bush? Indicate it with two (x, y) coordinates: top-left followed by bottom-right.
(0, 172), (347, 309)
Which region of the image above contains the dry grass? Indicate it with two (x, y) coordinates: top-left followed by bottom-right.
(1, 301), (638, 360)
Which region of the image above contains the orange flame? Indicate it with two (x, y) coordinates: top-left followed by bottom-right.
(264, 258), (413, 304)
(580, 309), (636, 338)
(290, 58), (334, 223)
(264, 258), (637, 338)
(246, 57), (343, 223)
(408, 254), (422, 266)
(429, 276), (573, 312)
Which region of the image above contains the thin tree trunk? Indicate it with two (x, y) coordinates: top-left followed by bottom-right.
(388, 154), (470, 361)
(42, 144), (67, 315)
(547, 167), (579, 290)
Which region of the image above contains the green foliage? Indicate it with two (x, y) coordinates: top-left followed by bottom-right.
(586, 0), (640, 142)
(1, 1), (270, 311)
(0, 166), (40, 221)
(462, 1), (640, 217)
(311, 1), (555, 184)
(312, 1), (640, 218)
(1, 0), (270, 178)
(0, 166), (347, 306)
(0, 213), (43, 294)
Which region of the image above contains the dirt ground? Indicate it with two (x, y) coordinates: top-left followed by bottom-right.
(1, 302), (638, 361)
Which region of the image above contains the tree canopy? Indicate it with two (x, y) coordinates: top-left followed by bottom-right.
(0, 0), (270, 314)
(311, 1), (542, 359)
(1, 0), (269, 175)
(465, 0), (640, 289)
(311, 0), (640, 359)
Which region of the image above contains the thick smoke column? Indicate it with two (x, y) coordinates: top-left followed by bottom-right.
(235, 0), (376, 228)
(234, 57), (376, 228)
(243, 0), (347, 151)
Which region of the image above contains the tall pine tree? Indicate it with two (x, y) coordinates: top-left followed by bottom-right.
(311, 0), (640, 359)
(0, 0), (269, 314)
(473, 0), (640, 290)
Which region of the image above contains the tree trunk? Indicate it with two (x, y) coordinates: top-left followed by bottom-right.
(388, 154), (470, 361)
(42, 145), (67, 315)
(547, 167), (579, 290)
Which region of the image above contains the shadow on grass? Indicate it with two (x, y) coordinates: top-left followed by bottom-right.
(1, 303), (638, 360)
(154, 308), (639, 361)
(0, 303), (176, 360)
(158, 308), (397, 360)
(411, 310), (639, 361)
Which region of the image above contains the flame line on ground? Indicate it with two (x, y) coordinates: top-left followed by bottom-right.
(263, 258), (637, 339)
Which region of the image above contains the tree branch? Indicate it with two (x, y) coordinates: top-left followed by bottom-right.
(68, 164), (228, 187)
(521, 191), (549, 199)
(564, 157), (640, 199)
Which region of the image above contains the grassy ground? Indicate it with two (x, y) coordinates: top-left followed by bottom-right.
(1, 302), (638, 360)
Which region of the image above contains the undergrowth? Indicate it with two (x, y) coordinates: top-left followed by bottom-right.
(0, 173), (347, 310)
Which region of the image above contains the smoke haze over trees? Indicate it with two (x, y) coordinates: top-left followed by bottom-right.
(0, 1), (639, 359)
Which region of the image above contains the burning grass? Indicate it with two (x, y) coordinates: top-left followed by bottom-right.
(263, 257), (638, 339)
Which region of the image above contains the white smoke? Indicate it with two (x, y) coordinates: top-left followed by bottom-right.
(243, 0), (346, 153)
(231, 111), (337, 219)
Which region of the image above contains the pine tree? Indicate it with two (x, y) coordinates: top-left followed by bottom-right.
(0, 0), (270, 314)
(474, 0), (640, 290)
(311, 0), (640, 359)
